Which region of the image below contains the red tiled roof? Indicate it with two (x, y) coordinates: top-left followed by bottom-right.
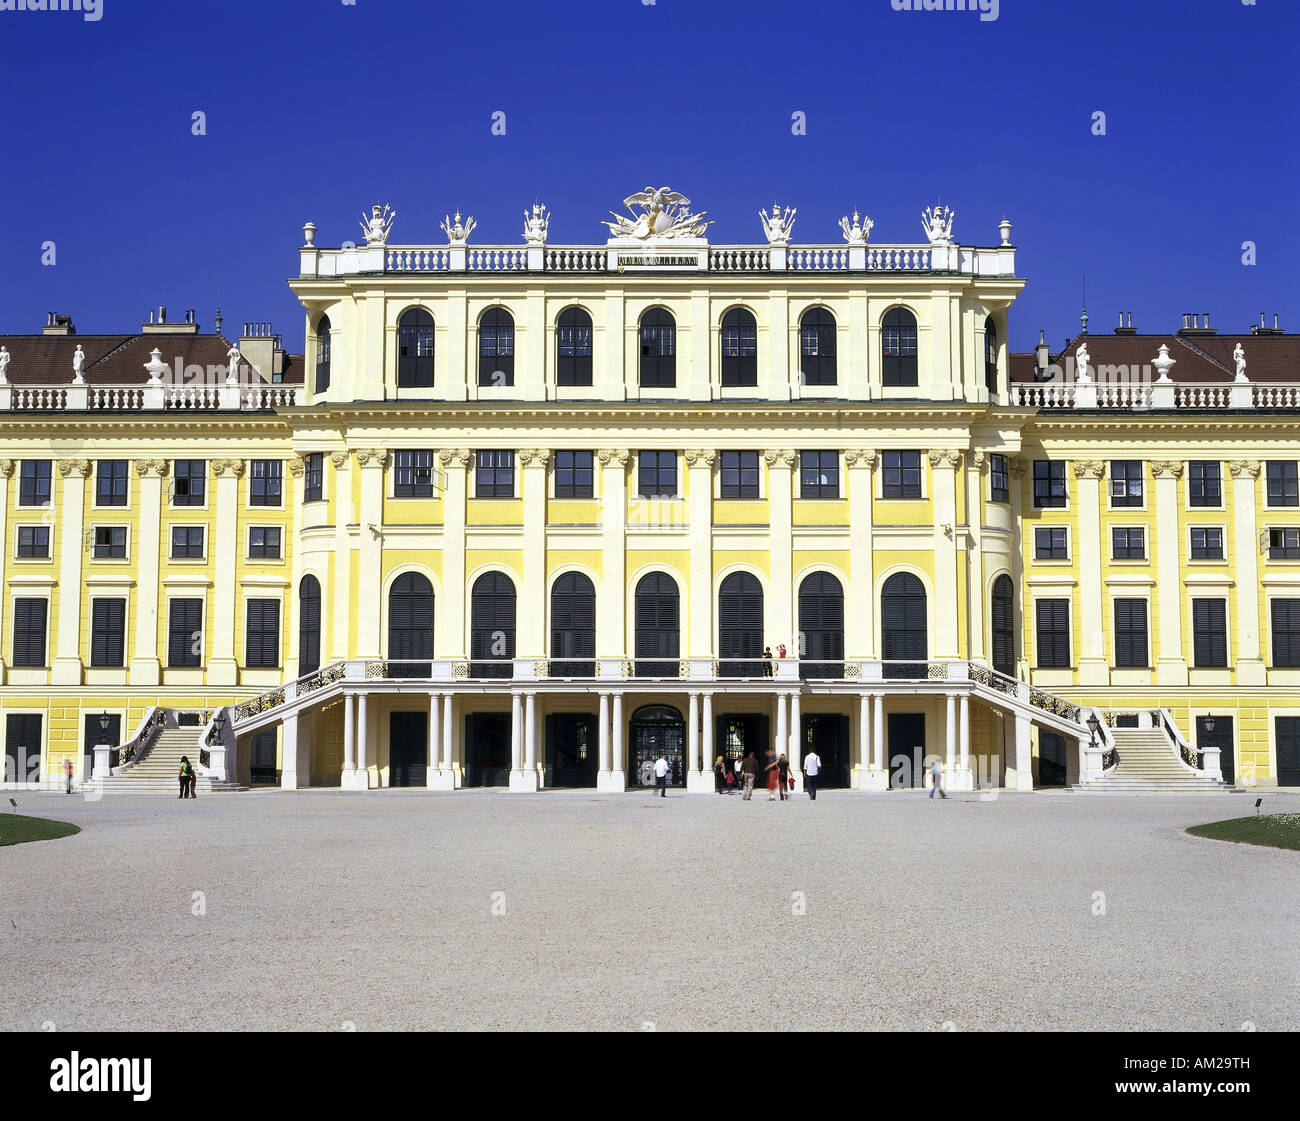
(1010, 333), (1299, 384)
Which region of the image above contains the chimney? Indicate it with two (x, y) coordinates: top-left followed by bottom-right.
(1035, 329), (1050, 374)
(1179, 312), (1216, 336)
(41, 312), (76, 336)
(238, 321), (285, 382)
(1251, 313), (1284, 336)
(1114, 311), (1137, 336)
(142, 303), (199, 335)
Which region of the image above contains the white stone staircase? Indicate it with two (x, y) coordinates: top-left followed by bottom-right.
(94, 727), (246, 793)
(1071, 727), (1233, 794)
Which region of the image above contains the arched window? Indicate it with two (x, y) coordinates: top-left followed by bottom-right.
(721, 307), (757, 387)
(397, 308), (434, 387)
(314, 316), (331, 394)
(478, 307), (515, 386)
(798, 572), (844, 679)
(634, 572), (679, 677)
(800, 307), (837, 386)
(470, 572), (516, 677)
(639, 308), (676, 388)
(550, 572), (595, 677)
(388, 572), (433, 678)
(984, 316), (999, 396)
(882, 307), (918, 387)
(718, 572), (763, 678)
(881, 573), (927, 678)
(556, 307), (593, 387)
(298, 574), (321, 675)
(991, 574), (1015, 676)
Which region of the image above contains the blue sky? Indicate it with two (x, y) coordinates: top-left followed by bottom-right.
(0, 0), (1296, 352)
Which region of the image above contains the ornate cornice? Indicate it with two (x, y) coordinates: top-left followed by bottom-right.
(134, 458), (169, 478)
(355, 448), (389, 468)
(0, 459), (14, 479)
(1073, 459), (1106, 479)
(57, 458), (92, 478)
(684, 449), (717, 468)
(519, 448), (552, 467)
(1150, 460), (1184, 479)
(1228, 459), (1261, 479)
(211, 458), (246, 478)
(844, 449), (877, 469)
(597, 448), (631, 467)
(438, 449), (471, 468)
(927, 449), (961, 469)
(330, 450), (350, 468)
(763, 449), (796, 468)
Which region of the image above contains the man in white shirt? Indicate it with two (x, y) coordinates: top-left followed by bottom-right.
(653, 754), (669, 798)
(802, 749), (822, 800)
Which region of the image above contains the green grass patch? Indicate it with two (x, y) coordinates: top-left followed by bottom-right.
(1187, 813), (1300, 852)
(0, 814), (81, 847)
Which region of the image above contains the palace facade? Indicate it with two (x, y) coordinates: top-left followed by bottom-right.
(1, 193), (1297, 793)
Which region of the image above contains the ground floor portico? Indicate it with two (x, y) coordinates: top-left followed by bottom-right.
(258, 679), (1071, 795)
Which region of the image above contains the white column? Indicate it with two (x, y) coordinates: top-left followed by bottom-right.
(847, 452), (876, 659)
(1230, 461), (1265, 685)
(1153, 462), (1188, 686)
(944, 693), (956, 779)
(775, 692), (788, 762)
(788, 692), (802, 791)
(1007, 712), (1033, 791)
(855, 692), (870, 781)
(129, 460), (165, 684)
(598, 693), (611, 778)
(281, 710), (301, 791)
(956, 692), (971, 791)
(429, 693), (453, 790)
(52, 459), (90, 684)
(342, 692), (356, 784)
(688, 693), (700, 771)
(512, 692), (539, 792)
(510, 692), (523, 777)
(209, 459), (243, 684)
(872, 693), (885, 774)
(687, 690), (712, 793)
(1074, 460), (1108, 685)
(605, 693), (626, 792)
(354, 692), (370, 789)
(441, 693), (454, 777)
(702, 692), (714, 769)
(768, 450), (795, 653)
(930, 451), (961, 658)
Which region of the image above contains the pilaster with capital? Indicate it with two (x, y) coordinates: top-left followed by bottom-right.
(1073, 459), (1108, 684)
(966, 452), (986, 661)
(519, 449), (550, 655)
(1152, 460), (1188, 684)
(598, 450), (630, 655)
(283, 455), (308, 681)
(846, 450), (877, 657)
(1230, 460), (1265, 682)
(331, 451), (353, 660)
(928, 450), (961, 657)
(356, 449), (389, 657)
(0, 461), (12, 682)
(438, 450), (471, 657)
(1007, 458), (1030, 678)
(129, 459), (169, 683)
(209, 458), (244, 683)
(51, 460), (92, 683)
(687, 448), (716, 654)
(766, 450), (796, 650)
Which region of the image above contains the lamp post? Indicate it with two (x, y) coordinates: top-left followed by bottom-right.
(1204, 715), (1216, 735)
(1086, 711), (1101, 750)
(208, 711), (226, 745)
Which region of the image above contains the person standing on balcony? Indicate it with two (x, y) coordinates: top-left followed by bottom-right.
(762, 646), (773, 677)
(653, 754), (669, 798)
(802, 749), (822, 801)
(777, 643), (787, 660)
(741, 752), (758, 799)
(929, 759), (947, 800)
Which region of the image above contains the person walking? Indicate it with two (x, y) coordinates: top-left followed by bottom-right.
(732, 755), (743, 794)
(653, 754), (669, 798)
(741, 752), (758, 799)
(764, 749), (780, 801)
(63, 756), (74, 794)
(178, 755), (193, 799)
(189, 761), (198, 800)
(713, 755), (727, 794)
(777, 753), (792, 801)
(802, 747), (822, 800)
(929, 759), (947, 800)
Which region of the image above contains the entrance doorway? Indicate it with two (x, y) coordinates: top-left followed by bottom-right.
(249, 729), (278, 784)
(464, 712), (511, 787)
(1196, 716), (1234, 786)
(629, 705), (686, 787)
(1038, 731), (1068, 786)
(546, 713), (597, 788)
(82, 713), (121, 782)
(716, 713), (772, 784)
(887, 712), (925, 788)
(389, 711), (428, 787)
(801, 713), (850, 788)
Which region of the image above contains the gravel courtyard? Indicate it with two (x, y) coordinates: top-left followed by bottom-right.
(3, 787), (1297, 1032)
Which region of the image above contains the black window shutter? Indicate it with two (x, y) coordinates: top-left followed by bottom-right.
(299, 576), (322, 673)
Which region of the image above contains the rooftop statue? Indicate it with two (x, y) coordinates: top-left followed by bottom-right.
(226, 344), (242, 386)
(922, 203), (955, 245)
(759, 203), (796, 246)
(523, 203), (550, 246)
(1075, 340), (1091, 384)
(1233, 342), (1248, 382)
(72, 344), (86, 384)
(360, 203), (396, 247)
(441, 210), (477, 245)
(0, 345), (9, 384)
(603, 186), (713, 240)
(838, 209), (874, 245)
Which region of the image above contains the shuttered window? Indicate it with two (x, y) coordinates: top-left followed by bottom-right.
(798, 572), (844, 678)
(90, 598), (126, 667)
(1113, 597), (1149, 668)
(991, 575), (1015, 676)
(168, 598), (203, 668)
(388, 573), (433, 677)
(5, 713), (42, 785)
(245, 598), (281, 668)
(718, 572), (763, 677)
(1192, 599), (1227, 668)
(1277, 717), (1300, 786)
(634, 572), (679, 676)
(12, 597), (48, 667)
(1271, 599), (1300, 668)
(470, 572), (515, 677)
(298, 576), (321, 674)
(1035, 598), (1070, 669)
(550, 572), (595, 677)
(882, 573), (927, 677)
